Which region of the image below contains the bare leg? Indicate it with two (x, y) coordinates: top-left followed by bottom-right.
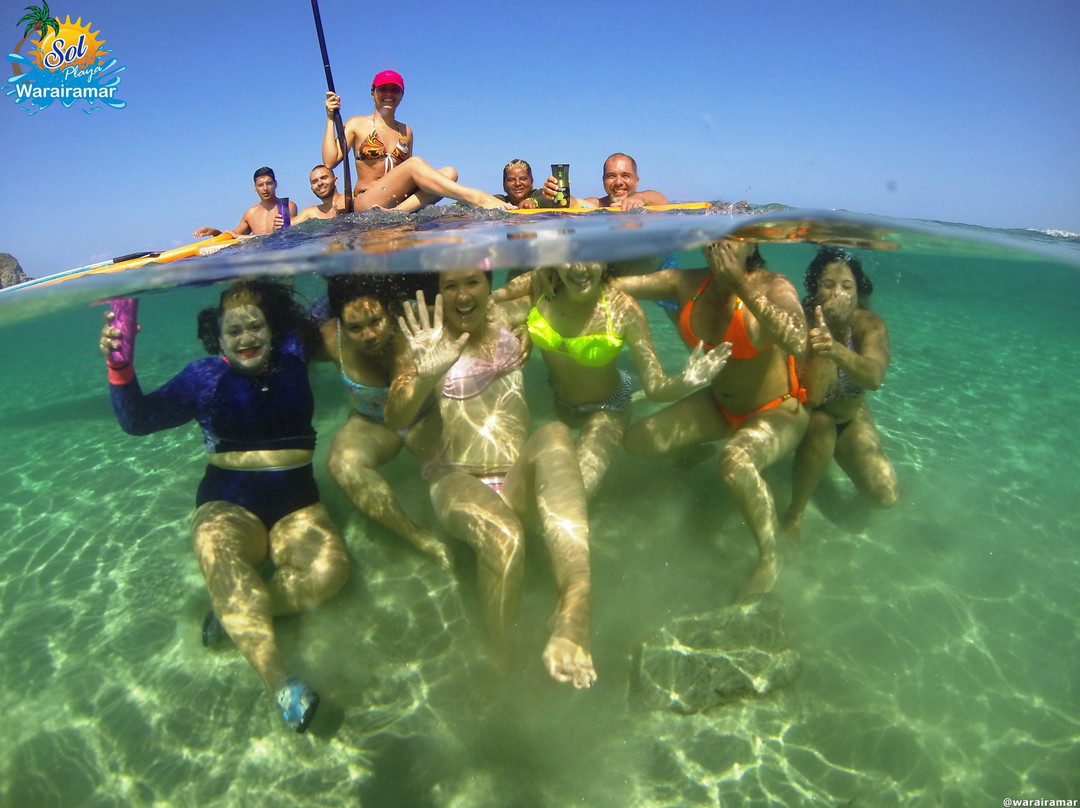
(623, 388), (728, 457)
(430, 470), (524, 661)
(506, 422), (596, 688)
(327, 413), (451, 567)
(719, 401), (810, 598)
(356, 157), (509, 211)
(781, 409), (839, 542)
(192, 502), (286, 693)
(265, 503), (350, 614)
(834, 404), (899, 508)
(568, 408), (630, 499)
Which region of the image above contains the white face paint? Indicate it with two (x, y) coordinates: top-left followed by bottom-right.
(220, 304), (271, 372)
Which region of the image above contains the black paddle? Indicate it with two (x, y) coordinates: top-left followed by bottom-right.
(310, 0), (354, 212)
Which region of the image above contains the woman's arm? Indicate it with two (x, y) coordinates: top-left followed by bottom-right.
(322, 92), (356, 169)
(611, 268), (682, 301)
(619, 292), (729, 401)
(813, 308), (890, 391)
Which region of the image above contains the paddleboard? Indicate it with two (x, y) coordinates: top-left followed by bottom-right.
(505, 201), (714, 214)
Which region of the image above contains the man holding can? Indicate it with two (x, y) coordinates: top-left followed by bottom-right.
(541, 153), (668, 211)
(193, 166), (297, 238)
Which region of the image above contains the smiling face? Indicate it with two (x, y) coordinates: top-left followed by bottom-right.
(220, 304), (272, 372)
(503, 166), (534, 204)
(602, 155), (639, 201)
(341, 297), (392, 355)
(816, 261), (859, 324)
(371, 82), (403, 113)
(439, 269), (490, 336)
(309, 166), (336, 202)
(555, 262), (605, 301)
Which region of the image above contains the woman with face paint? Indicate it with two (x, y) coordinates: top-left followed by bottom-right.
(781, 248), (898, 540)
(99, 280), (349, 734)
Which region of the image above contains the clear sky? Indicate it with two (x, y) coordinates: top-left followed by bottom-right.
(2, 0), (1078, 277)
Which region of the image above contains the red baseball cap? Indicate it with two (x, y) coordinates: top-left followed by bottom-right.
(371, 70), (404, 90)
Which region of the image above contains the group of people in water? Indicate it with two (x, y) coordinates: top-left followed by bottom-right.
(98, 68), (898, 734)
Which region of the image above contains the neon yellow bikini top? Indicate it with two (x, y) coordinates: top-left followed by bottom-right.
(527, 292), (624, 367)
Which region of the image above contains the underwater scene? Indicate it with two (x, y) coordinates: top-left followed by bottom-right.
(0, 207), (1078, 807)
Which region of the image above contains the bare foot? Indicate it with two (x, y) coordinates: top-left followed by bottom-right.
(415, 535), (454, 570)
(779, 510), (803, 544)
(464, 189), (511, 210)
(543, 636), (596, 689)
(737, 550), (782, 601)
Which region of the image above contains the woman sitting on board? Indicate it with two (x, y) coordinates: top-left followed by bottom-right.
(615, 239), (809, 598)
(323, 70), (508, 211)
(781, 248), (898, 540)
(384, 272), (597, 688)
(494, 262), (730, 497)
(99, 280), (349, 733)
(319, 273), (452, 568)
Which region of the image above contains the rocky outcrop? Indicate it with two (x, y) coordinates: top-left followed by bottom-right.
(631, 595), (801, 714)
(0, 253), (29, 288)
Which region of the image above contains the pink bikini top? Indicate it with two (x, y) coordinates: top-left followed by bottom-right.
(442, 326), (522, 400)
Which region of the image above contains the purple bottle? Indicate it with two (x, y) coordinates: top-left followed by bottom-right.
(277, 197), (291, 229)
(108, 297), (138, 366)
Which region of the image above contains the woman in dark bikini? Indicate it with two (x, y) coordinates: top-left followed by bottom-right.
(615, 239), (809, 598)
(98, 280), (349, 733)
(321, 69), (507, 211)
(781, 248), (898, 541)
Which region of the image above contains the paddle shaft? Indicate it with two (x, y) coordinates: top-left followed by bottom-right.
(310, 0), (354, 212)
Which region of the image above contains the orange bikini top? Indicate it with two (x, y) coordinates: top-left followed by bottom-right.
(356, 116), (409, 172)
(678, 276), (770, 359)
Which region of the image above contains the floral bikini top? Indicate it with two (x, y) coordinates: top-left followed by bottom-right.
(442, 326), (523, 400)
(356, 115), (410, 174)
(527, 292), (625, 368)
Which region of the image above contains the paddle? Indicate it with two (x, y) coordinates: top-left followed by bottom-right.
(309, 0), (354, 213)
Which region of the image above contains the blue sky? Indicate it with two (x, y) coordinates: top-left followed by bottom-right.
(2, 0), (1078, 277)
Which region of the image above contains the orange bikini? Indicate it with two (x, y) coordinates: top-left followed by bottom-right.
(678, 276), (805, 429)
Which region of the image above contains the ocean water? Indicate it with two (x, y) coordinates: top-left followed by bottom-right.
(0, 207), (1078, 807)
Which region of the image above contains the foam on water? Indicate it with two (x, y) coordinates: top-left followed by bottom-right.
(0, 207), (1078, 806)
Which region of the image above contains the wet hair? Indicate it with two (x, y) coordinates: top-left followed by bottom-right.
(437, 269), (494, 290)
(802, 247), (873, 309)
(253, 166), (275, 183)
(535, 263), (613, 298)
(197, 279), (318, 355)
(745, 245), (766, 272)
(326, 272), (439, 320)
(502, 159), (533, 183)
(604, 153), (638, 175)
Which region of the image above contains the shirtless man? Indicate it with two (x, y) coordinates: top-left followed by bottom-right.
(293, 165), (345, 224)
(193, 166), (297, 238)
(384, 271), (597, 688)
(542, 153), (668, 211)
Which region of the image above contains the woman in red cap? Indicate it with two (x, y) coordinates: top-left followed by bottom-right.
(322, 70), (508, 211)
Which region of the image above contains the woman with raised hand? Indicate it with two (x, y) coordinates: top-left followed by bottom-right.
(616, 239), (809, 598)
(385, 271), (597, 689)
(781, 248), (898, 540)
(322, 69), (508, 211)
(99, 280), (349, 733)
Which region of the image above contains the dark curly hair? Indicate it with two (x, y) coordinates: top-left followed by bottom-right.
(802, 247), (873, 309)
(196, 279), (320, 355)
(325, 272), (439, 320)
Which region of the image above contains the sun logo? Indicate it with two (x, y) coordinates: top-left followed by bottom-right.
(28, 15), (104, 72)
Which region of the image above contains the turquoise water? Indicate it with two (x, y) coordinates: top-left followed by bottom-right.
(1, 208), (1078, 806)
